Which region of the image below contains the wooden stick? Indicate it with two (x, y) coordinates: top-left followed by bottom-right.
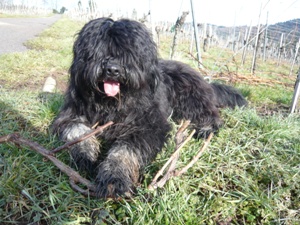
(0, 133), (96, 192)
(175, 132), (213, 177)
(51, 121), (113, 153)
(148, 121), (195, 190)
(69, 179), (97, 197)
(149, 130), (196, 190)
(148, 130), (214, 191)
(148, 122), (190, 186)
(175, 120), (191, 145)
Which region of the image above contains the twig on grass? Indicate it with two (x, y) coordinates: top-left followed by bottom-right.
(0, 133), (96, 192)
(0, 121), (114, 196)
(69, 179), (97, 197)
(175, 132), (213, 177)
(148, 120), (194, 190)
(149, 121), (191, 182)
(148, 122), (214, 191)
(51, 121), (113, 154)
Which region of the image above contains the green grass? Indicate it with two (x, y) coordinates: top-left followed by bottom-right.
(0, 17), (80, 90)
(0, 16), (300, 224)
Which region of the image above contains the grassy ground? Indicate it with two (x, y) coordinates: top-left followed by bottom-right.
(0, 16), (299, 225)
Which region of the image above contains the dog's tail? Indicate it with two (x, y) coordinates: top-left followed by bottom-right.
(211, 83), (248, 109)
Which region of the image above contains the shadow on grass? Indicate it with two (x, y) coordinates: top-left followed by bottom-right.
(0, 91), (68, 224)
(0, 91), (131, 224)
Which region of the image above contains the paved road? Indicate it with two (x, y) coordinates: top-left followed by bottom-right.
(0, 15), (61, 54)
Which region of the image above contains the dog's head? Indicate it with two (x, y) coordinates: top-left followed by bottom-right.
(70, 17), (159, 98)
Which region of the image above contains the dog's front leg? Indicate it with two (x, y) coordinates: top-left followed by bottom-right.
(95, 142), (141, 198)
(59, 121), (100, 174)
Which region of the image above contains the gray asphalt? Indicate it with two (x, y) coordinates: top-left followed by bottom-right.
(0, 15), (61, 54)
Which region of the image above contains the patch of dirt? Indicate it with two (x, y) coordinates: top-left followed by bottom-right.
(214, 72), (295, 88)
(3, 70), (68, 93)
(51, 71), (68, 93)
(256, 103), (291, 116)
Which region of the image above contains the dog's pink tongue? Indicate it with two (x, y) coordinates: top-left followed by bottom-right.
(104, 81), (120, 97)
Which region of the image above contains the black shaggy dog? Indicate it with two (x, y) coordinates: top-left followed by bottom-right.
(52, 17), (247, 198)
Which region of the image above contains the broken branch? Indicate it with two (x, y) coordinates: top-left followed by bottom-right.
(148, 125), (214, 191)
(0, 121), (114, 196)
(148, 120), (199, 190)
(175, 132), (213, 177)
(51, 121), (114, 154)
(0, 133), (96, 192)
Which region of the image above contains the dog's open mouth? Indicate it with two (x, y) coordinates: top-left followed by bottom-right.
(103, 80), (120, 97)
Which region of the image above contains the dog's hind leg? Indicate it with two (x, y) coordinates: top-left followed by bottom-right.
(172, 92), (223, 138)
(159, 59), (223, 138)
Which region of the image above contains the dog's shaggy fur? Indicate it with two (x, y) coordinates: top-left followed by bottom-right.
(52, 17), (247, 198)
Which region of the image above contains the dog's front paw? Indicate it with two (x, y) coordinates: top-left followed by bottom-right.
(96, 176), (134, 199)
(96, 165), (135, 199)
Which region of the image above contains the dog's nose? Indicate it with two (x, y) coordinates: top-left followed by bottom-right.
(105, 64), (121, 77)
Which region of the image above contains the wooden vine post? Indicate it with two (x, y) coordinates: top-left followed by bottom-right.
(289, 38), (300, 76)
(170, 11), (189, 60)
(262, 12), (269, 61)
(251, 3), (262, 75)
(290, 68), (300, 114)
(190, 0), (203, 68)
